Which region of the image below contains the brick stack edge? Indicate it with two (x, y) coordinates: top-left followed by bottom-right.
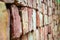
(0, 0), (58, 40)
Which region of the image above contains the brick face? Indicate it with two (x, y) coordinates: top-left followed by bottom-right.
(11, 5), (22, 38)
(36, 11), (40, 27)
(21, 7), (29, 35)
(28, 8), (33, 31)
(0, 0), (58, 40)
(0, 2), (9, 40)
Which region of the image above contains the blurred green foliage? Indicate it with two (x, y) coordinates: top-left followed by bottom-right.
(56, 0), (60, 4)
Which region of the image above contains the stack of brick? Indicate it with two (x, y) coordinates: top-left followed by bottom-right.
(0, 2), (10, 40)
